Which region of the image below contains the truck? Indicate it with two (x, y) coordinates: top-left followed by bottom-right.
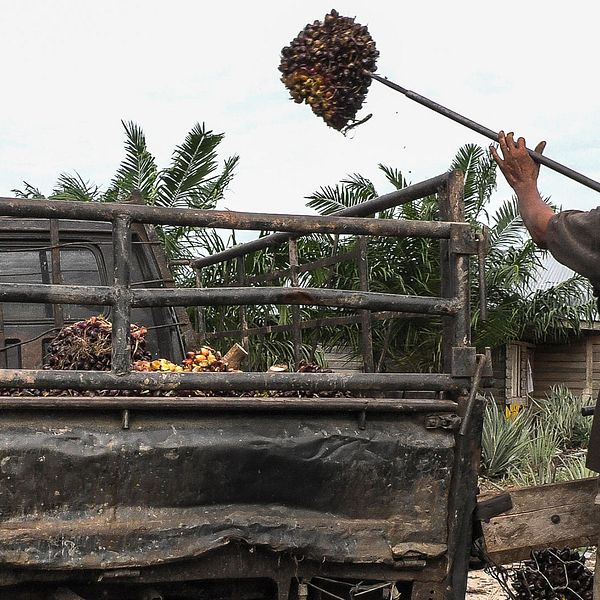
(0, 171), (492, 600)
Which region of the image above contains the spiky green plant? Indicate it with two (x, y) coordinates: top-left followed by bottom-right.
(480, 401), (531, 479)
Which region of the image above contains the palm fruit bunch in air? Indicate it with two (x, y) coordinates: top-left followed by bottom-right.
(279, 9), (379, 130)
(511, 548), (593, 600)
(44, 315), (150, 371)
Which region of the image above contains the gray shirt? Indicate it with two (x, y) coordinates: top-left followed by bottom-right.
(547, 208), (600, 291)
(546, 208), (600, 470)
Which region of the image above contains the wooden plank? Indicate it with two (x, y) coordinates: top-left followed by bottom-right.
(481, 478), (599, 565)
(534, 365), (587, 374)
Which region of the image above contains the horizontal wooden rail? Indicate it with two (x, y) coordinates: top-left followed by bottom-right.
(0, 283), (461, 315)
(0, 396), (458, 412)
(190, 173), (452, 267)
(0, 369), (463, 392)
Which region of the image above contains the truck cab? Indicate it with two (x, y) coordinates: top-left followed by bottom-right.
(0, 217), (191, 369)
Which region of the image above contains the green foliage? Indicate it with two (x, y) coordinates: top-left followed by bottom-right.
(482, 386), (596, 488)
(104, 121), (159, 202)
(480, 401), (531, 479)
(11, 181), (45, 198)
(303, 144), (597, 370)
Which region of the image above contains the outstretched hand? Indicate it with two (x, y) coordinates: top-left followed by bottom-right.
(490, 131), (546, 194)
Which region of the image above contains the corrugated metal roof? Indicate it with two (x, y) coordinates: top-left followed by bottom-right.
(530, 252), (577, 292)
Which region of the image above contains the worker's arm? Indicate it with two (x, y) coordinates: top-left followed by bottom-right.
(490, 131), (555, 247)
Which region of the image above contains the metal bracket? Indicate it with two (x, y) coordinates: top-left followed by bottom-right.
(451, 346), (493, 378)
(451, 346), (477, 377)
(449, 225), (479, 255)
(425, 414), (462, 431)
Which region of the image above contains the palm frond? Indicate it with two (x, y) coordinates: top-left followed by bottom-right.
(340, 173), (377, 202)
(51, 172), (100, 202)
(450, 143), (496, 221)
(306, 184), (364, 215)
(11, 182), (45, 198)
(378, 164), (408, 191)
(157, 123), (224, 209)
(194, 155), (240, 209)
(489, 195), (527, 250)
(103, 120), (158, 203)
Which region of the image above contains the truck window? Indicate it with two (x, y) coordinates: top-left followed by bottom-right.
(0, 246), (104, 323)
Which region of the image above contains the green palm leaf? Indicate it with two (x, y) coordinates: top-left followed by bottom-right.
(51, 172), (100, 202)
(11, 182), (45, 198)
(103, 120), (158, 203)
(378, 164), (408, 191)
(306, 184), (364, 215)
(157, 123), (225, 209)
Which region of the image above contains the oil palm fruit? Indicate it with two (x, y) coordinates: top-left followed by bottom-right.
(279, 9), (379, 130)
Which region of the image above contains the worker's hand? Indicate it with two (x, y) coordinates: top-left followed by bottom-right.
(490, 131), (546, 194)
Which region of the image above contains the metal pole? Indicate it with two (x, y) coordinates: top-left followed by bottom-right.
(357, 237), (374, 373)
(187, 175), (450, 269)
(112, 215), (132, 429)
(49, 219), (64, 329)
(288, 239), (302, 368)
(237, 256), (249, 352)
(0, 369), (464, 393)
(0, 396), (459, 413)
(368, 71), (600, 194)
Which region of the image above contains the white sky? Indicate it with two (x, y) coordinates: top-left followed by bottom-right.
(2, 1), (600, 218)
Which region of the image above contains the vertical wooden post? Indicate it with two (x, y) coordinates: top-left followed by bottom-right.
(438, 171), (469, 373)
(237, 257), (249, 352)
(357, 236), (374, 373)
(49, 219), (64, 329)
(194, 266), (206, 340)
(288, 239), (302, 369)
(112, 215), (132, 430)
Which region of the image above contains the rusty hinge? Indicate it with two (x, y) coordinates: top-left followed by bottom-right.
(425, 414), (462, 431)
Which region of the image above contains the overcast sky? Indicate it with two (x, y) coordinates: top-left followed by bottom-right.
(2, 1), (600, 219)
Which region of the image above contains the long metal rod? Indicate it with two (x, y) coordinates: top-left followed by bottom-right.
(0, 194), (463, 237)
(131, 287), (460, 314)
(0, 283), (114, 305)
(0, 396), (458, 412)
(368, 71), (600, 194)
(288, 238), (303, 367)
(0, 283), (460, 314)
(189, 173), (451, 268)
(0, 369), (463, 392)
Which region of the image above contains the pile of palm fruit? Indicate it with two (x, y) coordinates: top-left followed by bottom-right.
(44, 315), (150, 371)
(279, 9), (378, 130)
(1, 316), (349, 398)
(133, 346), (230, 373)
(510, 548), (593, 600)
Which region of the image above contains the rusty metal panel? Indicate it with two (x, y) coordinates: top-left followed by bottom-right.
(0, 412), (454, 569)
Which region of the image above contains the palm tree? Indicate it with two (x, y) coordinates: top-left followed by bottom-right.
(13, 120), (239, 263)
(303, 144), (597, 371)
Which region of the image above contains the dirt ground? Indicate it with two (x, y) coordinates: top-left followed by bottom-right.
(466, 570), (507, 600)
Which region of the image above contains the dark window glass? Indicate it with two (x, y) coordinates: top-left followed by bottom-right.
(0, 247), (103, 323)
